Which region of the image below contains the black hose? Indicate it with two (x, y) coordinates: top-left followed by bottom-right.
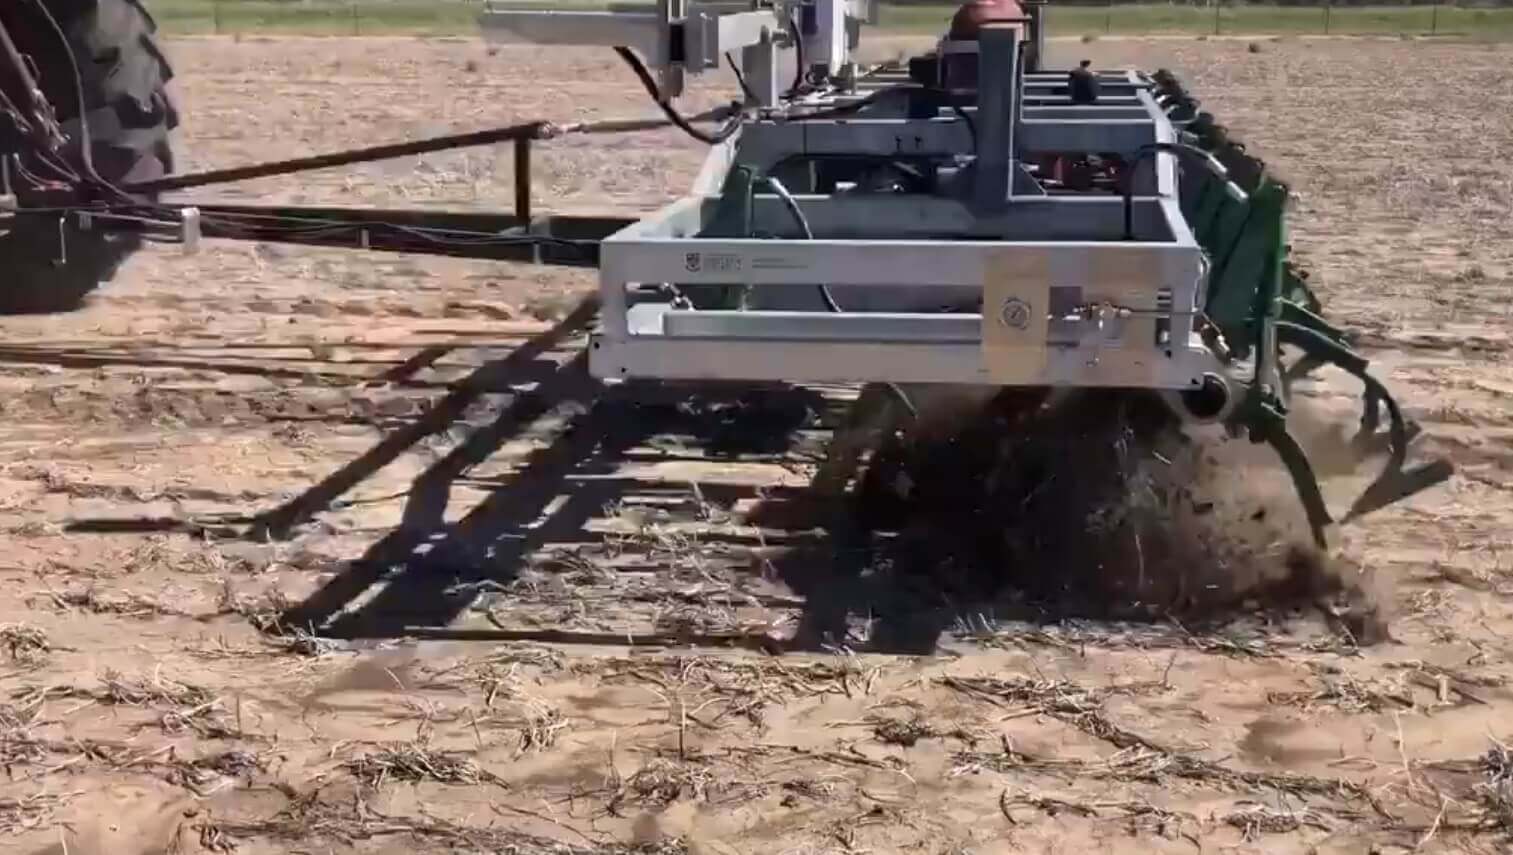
(761, 175), (916, 419)
(1120, 141), (1243, 240)
(724, 53), (759, 105)
(614, 47), (741, 146)
(762, 176), (840, 313)
(786, 11), (804, 97)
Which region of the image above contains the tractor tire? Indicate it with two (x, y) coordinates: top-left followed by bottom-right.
(0, 0), (177, 313)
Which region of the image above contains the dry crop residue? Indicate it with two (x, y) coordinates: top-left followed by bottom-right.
(0, 34), (1510, 855)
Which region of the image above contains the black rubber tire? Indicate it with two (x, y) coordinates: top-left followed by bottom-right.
(0, 0), (177, 313)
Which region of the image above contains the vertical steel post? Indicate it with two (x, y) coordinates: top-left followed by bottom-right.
(657, 0), (686, 99)
(1214, 0), (1221, 35)
(1324, 1), (1331, 35)
(1026, 2), (1047, 73)
(740, 27), (779, 106)
(814, 0), (848, 81)
(974, 22), (1019, 214)
(514, 138), (532, 222)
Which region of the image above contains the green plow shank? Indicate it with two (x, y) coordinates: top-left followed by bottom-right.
(1153, 69), (1453, 548)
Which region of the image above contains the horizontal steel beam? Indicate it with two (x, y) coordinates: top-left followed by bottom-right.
(737, 116), (1159, 169)
(93, 203), (631, 267)
(480, 9), (663, 55)
(126, 123), (547, 195)
(601, 234), (1197, 287)
(591, 334), (1218, 388)
(652, 307), (981, 342)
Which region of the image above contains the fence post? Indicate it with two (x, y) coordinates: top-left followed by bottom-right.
(352, 2), (360, 36)
(212, 0), (221, 35)
(1323, 0), (1330, 34)
(1431, 0), (1439, 34)
(1214, 0), (1221, 35)
(1104, 0), (1112, 34)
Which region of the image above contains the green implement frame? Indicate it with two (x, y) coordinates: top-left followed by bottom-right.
(1154, 69), (1451, 547)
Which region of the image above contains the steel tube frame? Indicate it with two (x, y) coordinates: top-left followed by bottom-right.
(586, 14), (1206, 392)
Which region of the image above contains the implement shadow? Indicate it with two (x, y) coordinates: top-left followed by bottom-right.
(285, 353), (613, 637)
(251, 297), (602, 541)
(749, 497), (969, 657)
(276, 345), (831, 639)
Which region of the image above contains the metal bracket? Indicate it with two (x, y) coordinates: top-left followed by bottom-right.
(181, 206), (201, 255)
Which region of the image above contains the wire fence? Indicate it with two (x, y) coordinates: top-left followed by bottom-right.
(149, 0), (1513, 37)
(155, 0), (479, 35)
(1042, 0), (1513, 36)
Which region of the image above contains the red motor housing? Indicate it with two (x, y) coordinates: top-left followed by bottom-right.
(940, 0), (1025, 91)
(947, 0), (1025, 40)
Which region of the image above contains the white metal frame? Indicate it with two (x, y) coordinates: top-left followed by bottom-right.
(481, 1), (1224, 392)
(590, 193), (1221, 390)
(481, 0), (872, 101)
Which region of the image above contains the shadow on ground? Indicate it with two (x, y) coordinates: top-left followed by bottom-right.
(75, 297), (1372, 652)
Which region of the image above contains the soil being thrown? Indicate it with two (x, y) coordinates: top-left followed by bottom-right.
(859, 389), (1382, 631)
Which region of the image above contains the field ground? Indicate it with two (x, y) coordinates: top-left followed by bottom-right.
(1, 33), (1513, 855)
(146, 0), (1513, 38)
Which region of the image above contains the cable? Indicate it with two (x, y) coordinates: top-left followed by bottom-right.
(1120, 141), (1245, 240)
(724, 53), (759, 105)
(26, 0), (131, 202)
(31, 149), (81, 183)
(10, 156), (71, 191)
(758, 177), (917, 420)
(785, 10), (804, 97)
(762, 176), (840, 314)
(614, 47), (741, 146)
(949, 102), (977, 154)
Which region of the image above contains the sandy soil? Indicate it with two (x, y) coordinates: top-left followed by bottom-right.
(1, 33), (1512, 855)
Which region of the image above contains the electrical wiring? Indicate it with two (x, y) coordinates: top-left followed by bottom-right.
(8, 11), (926, 270)
(785, 10), (804, 97)
(761, 175), (840, 313)
(10, 156), (70, 190)
(760, 174), (917, 419)
(25, 0), (133, 202)
(29, 148), (82, 184)
(614, 47), (742, 146)
(724, 53), (759, 105)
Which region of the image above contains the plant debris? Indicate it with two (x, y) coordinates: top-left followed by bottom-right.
(198, 788), (686, 854)
(519, 707), (569, 755)
(1477, 743), (1513, 832)
(36, 586), (186, 619)
(611, 758), (716, 812)
(873, 716), (936, 747)
(167, 750), (268, 796)
(0, 624), (50, 664)
(342, 742), (506, 789)
(1266, 668), (1415, 713)
(0, 791), (77, 835)
(596, 656), (881, 731)
(217, 583), (293, 633)
(1222, 803), (1332, 839)
(24, 669), (245, 738)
